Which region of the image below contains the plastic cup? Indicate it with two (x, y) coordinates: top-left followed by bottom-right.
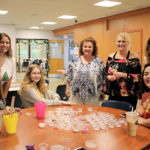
(85, 140), (97, 148)
(34, 101), (46, 119)
(126, 112), (139, 136)
(87, 107), (93, 111)
(77, 107), (82, 112)
(3, 113), (18, 134)
(50, 145), (70, 150)
(39, 143), (48, 150)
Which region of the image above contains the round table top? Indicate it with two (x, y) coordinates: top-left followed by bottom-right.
(0, 105), (150, 150)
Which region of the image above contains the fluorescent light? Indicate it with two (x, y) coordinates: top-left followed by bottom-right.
(94, 0), (122, 7)
(41, 22), (56, 25)
(0, 10), (8, 15)
(58, 15), (76, 19)
(30, 26), (40, 29)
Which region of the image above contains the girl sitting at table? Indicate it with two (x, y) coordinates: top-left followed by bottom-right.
(20, 64), (74, 108)
(136, 63), (150, 127)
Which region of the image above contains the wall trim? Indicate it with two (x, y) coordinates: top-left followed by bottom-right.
(53, 7), (150, 36)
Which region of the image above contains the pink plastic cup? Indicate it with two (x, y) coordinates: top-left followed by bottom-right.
(34, 101), (46, 119)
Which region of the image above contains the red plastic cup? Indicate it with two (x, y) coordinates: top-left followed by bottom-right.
(34, 101), (46, 119)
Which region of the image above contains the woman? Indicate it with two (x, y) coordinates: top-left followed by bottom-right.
(105, 32), (141, 109)
(66, 37), (105, 106)
(0, 33), (15, 110)
(136, 63), (150, 127)
(143, 38), (150, 65)
(20, 64), (74, 108)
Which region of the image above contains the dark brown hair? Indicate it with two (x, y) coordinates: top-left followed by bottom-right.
(140, 63), (150, 94)
(79, 37), (97, 56)
(0, 33), (12, 57)
(145, 38), (150, 63)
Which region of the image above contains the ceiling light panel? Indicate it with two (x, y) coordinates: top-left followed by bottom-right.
(0, 10), (8, 15)
(41, 22), (57, 25)
(94, 0), (122, 7)
(29, 26), (40, 29)
(58, 15), (76, 19)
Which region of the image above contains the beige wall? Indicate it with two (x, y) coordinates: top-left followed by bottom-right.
(53, 7), (150, 66)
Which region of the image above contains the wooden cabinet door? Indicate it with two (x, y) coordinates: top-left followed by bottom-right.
(127, 29), (143, 67)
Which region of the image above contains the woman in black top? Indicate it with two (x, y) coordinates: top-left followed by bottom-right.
(105, 32), (141, 109)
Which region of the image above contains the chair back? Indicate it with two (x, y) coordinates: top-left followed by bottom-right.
(101, 100), (132, 111)
(56, 84), (68, 101)
(22, 61), (29, 67)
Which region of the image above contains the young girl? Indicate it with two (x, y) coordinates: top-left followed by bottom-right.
(20, 64), (74, 108)
(136, 63), (150, 127)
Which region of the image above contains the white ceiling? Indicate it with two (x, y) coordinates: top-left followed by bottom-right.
(0, 0), (150, 31)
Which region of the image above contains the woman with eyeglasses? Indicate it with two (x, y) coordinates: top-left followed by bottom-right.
(20, 64), (74, 108)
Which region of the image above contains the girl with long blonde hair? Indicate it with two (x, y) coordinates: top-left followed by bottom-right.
(20, 64), (74, 108)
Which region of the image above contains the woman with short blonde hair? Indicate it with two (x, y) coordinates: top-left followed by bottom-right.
(105, 32), (141, 109)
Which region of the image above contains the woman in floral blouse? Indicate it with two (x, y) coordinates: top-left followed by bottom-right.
(66, 37), (105, 106)
(136, 63), (150, 127)
(105, 32), (141, 109)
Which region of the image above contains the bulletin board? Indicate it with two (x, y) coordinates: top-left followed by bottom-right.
(69, 40), (79, 60)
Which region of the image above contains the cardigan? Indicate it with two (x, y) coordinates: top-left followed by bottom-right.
(20, 87), (61, 108)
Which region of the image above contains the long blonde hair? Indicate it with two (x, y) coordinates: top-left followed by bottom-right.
(20, 64), (47, 94)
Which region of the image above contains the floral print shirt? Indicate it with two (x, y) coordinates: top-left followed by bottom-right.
(143, 98), (150, 119)
(106, 51), (141, 97)
(67, 56), (105, 101)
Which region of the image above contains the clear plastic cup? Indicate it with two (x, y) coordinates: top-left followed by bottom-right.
(77, 107), (82, 113)
(50, 145), (70, 150)
(39, 143), (48, 150)
(87, 107), (93, 112)
(38, 122), (45, 128)
(85, 140), (97, 148)
(126, 112), (139, 136)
